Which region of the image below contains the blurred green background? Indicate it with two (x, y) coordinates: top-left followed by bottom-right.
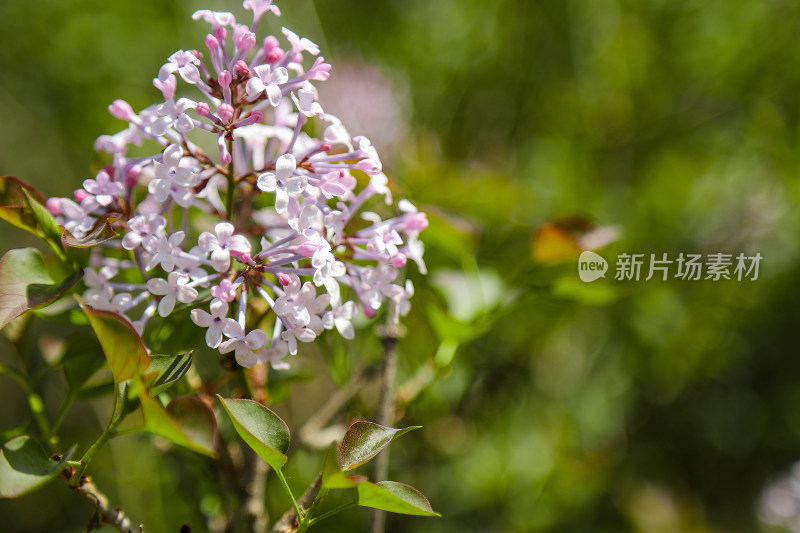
(3, 0), (800, 532)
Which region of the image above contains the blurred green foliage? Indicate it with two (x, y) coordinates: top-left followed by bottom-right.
(2, 0), (800, 532)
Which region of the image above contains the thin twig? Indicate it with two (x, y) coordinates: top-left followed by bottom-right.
(65, 471), (139, 533)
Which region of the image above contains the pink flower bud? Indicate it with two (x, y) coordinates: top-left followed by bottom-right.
(153, 75), (177, 100)
(74, 189), (90, 202)
(196, 102), (210, 116)
(320, 142), (331, 153)
(190, 50), (202, 61)
(391, 253), (407, 268)
(235, 60), (250, 76)
(205, 34), (219, 50)
(266, 49), (283, 64)
(108, 99), (135, 121)
(248, 110), (263, 123)
(297, 241), (317, 257)
(361, 302), (377, 318)
(46, 198), (62, 216)
(214, 26), (227, 41)
(230, 251), (253, 265)
(218, 70), (232, 87)
(217, 103), (234, 122)
(237, 32), (257, 51)
(263, 35), (280, 52)
(218, 132), (232, 164)
(211, 279), (237, 302)
(405, 212), (428, 232)
(277, 273), (292, 286)
(126, 164), (142, 180)
(355, 159), (379, 174)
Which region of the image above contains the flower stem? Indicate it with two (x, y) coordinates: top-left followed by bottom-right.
(274, 468), (304, 520)
(226, 135), (235, 223)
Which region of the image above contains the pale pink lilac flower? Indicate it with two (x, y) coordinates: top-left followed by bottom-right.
(191, 299), (244, 349)
(147, 272), (199, 317)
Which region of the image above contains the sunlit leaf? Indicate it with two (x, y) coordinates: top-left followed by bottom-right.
(21, 189), (65, 258)
(61, 215), (119, 248)
(0, 248), (82, 329)
(139, 393), (215, 457)
(145, 352), (193, 396)
(216, 396), (289, 470)
(339, 422), (420, 471)
(0, 176), (46, 236)
(79, 302), (150, 385)
(0, 436), (76, 499)
(357, 481), (440, 517)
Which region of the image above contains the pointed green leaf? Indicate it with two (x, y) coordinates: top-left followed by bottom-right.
(61, 215), (119, 248)
(216, 396), (289, 470)
(0, 436), (76, 498)
(21, 189), (65, 259)
(0, 248), (82, 329)
(339, 422), (421, 471)
(80, 302), (150, 385)
(145, 352), (193, 396)
(357, 481), (440, 517)
(139, 394), (215, 457)
(167, 396), (217, 453)
(0, 176), (46, 236)
(322, 442), (361, 489)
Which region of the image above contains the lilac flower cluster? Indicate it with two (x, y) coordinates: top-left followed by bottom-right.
(45, 0), (426, 369)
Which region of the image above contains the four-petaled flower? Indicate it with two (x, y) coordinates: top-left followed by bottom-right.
(83, 170), (124, 207)
(220, 329), (267, 367)
(199, 222), (252, 272)
(246, 65), (289, 106)
(190, 299), (244, 348)
(257, 154), (306, 214)
(147, 272), (199, 317)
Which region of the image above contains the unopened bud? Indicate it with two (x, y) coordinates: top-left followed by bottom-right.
(108, 99), (135, 121)
(235, 60), (250, 76)
(217, 103), (234, 123)
(46, 198), (62, 215)
(391, 253), (407, 268)
(218, 70), (232, 88)
(277, 273), (292, 286)
(297, 241), (317, 257)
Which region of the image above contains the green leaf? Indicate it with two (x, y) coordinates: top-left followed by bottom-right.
(339, 422), (421, 471)
(167, 396), (217, 453)
(0, 436), (76, 498)
(21, 189), (65, 259)
(216, 396), (290, 470)
(145, 353), (193, 396)
(357, 481), (440, 517)
(322, 442), (361, 490)
(0, 248), (83, 329)
(61, 215), (119, 248)
(80, 302), (150, 385)
(0, 176), (46, 236)
(139, 394), (215, 457)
